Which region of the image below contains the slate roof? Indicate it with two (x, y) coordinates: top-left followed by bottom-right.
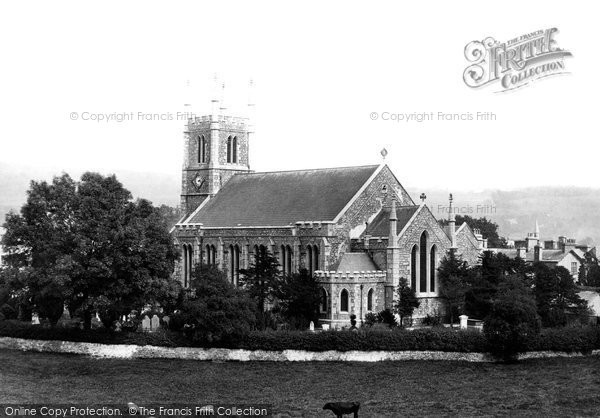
(336, 252), (379, 272)
(363, 205), (420, 237)
(493, 248), (584, 263)
(185, 165), (379, 227)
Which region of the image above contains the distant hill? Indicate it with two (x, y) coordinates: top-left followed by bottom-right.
(1, 162), (598, 245)
(409, 187), (599, 246)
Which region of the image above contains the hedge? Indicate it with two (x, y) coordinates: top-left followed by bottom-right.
(0, 320), (190, 348)
(238, 328), (488, 352)
(526, 326), (600, 354)
(0, 320), (599, 354)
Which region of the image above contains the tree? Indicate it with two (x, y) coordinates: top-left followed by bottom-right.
(465, 251), (531, 320)
(579, 253), (600, 287)
(484, 276), (541, 362)
(533, 264), (588, 327)
(438, 252), (471, 326)
(585, 264), (600, 287)
(394, 278), (420, 327)
(440, 215), (508, 248)
(276, 268), (321, 330)
(239, 250), (282, 329)
(171, 264), (256, 344)
(1, 172), (179, 328)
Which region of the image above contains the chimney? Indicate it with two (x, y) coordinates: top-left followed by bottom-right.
(534, 245), (543, 262)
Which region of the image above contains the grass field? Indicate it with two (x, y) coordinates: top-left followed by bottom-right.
(1, 349), (600, 417)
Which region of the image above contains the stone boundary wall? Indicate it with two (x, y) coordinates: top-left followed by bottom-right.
(2, 337), (600, 362)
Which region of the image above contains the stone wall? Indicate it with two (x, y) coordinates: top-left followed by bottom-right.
(329, 166), (414, 270)
(456, 225), (483, 265)
(3, 337), (597, 362)
(316, 271), (386, 327)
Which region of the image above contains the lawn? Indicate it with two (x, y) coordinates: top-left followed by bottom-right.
(1, 349), (600, 417)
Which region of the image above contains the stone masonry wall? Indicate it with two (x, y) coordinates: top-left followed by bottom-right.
(329, 166), (414, 270)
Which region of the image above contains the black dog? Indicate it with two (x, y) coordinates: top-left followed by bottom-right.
(323, 402), (360, 417)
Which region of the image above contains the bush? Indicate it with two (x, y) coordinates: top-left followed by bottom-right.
(363, 312), (378, 327)
(0, 303), (17, 320)
(239, 328), (487, 352)
(484, 291), (541, 362)
(2, 318), (600, 354)
(377, 309), (397, 328)
(422, 314), (443, 327)
(173, 270), (257, 345)
(0, 320), (190, 347)
(528, 326), (600, 354)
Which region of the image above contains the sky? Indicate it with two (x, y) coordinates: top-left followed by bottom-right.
(0, 1), (597, 194)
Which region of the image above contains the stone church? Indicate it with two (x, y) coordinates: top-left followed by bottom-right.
(172, 101), (486, 328)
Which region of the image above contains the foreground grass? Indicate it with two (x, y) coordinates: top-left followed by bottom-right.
(1, 350), (600, 416)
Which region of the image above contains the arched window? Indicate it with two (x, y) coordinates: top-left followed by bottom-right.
(410, 245), (418, 291)
(182, 245), (188, 287)
(226, 136), (233, 163)
(285, 245), (292, 275)
(420, 231), (428, 293)
(340, 289), (349, 312)
(306, 244), (320, 275)
(197, 135), (207, 163)
(320, 288), (328, 313)
(205, 244), (216, 266)
(430, 245), (437, 293)
(229, 245), (240, 285)
(232, 136), (238, 163)
(280, 245), (286, 274)
(281, 245), (291, 275)
(182, 244), (193, 288)
(367, 288), (374, 311)
(252, 244), (268, 266)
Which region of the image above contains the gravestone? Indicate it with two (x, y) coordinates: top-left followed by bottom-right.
(309, 321), (315, 332)
(162, 315), (170, 327)
(141, 315), (151, 332)
(151, 314), (160, 331)
(31, 313), (40, 325)
(91, 313), (102, 329)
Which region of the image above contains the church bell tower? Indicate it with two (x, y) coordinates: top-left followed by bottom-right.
(180, 80), (254, 216)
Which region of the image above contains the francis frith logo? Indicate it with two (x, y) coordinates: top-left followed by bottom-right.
(463, 28), (572, 92)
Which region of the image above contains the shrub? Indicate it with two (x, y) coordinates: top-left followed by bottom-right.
(363, 312), (378, 327)
(238, 328), (488, 352)
(176, 270), (256, 345)
(422, 314), (443, 327)
(484, 289), (541, 362)
(528, 326), (600, 354)
(394, 278), (420, 327)
(377, 309), (397, 327)
(1, 319), (600, 354)
(0, 303), (17, 320)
